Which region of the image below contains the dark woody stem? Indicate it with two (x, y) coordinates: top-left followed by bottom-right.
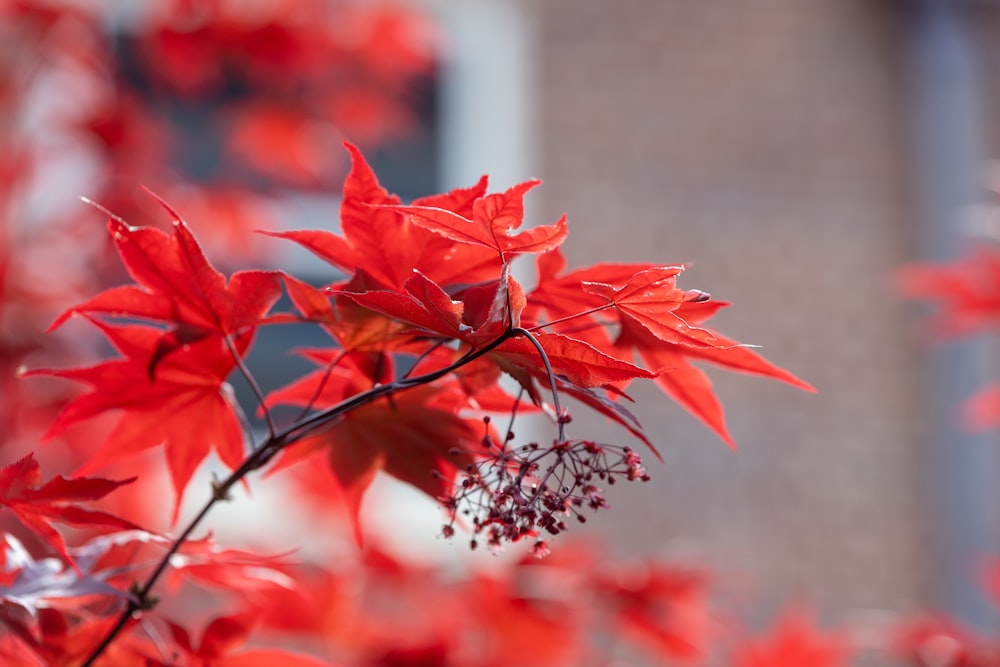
(80, 331), (515, 667)
(224, 333), (276, 438)
(293, 349), (347, 423)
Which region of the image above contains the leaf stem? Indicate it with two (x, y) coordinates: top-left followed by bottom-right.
(399, 338), (448, 380)
(277, 333), (510, 446)
(510, 327), (567, 443)
(224, 333), (276, 438)
(293, 348), (348, 423)
(527, 303), (612, 332)
(501, 387), (526, 454)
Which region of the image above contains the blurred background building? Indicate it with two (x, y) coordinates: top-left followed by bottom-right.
(420, 0), (1000, 634)
(485, 0), (999, 633)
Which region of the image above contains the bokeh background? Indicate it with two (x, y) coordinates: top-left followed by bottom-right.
(526, 0), (935, 625)
(5, 0), (1000, 662)
(444, 0), (1000, 636)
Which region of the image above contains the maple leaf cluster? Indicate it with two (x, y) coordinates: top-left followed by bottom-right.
(31, 142), (810, 542)
(1, 0), (995, 663)
(0, 131), (816, 662)
(1, 2), (803, 663)
(0, 0), (436, 472)
(9, 2), (970, 666)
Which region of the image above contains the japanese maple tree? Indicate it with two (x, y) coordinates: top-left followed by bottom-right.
(0, 2), (846, 666)
(1, 138), (813, 665)
(8, 0), (1000, 663)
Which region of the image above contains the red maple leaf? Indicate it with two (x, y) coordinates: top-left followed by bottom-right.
(264, 142), (499, 290)
(0, 454), (138, 572)
(27, 319), (249, 522)
(338, 263), (526, 349)
(339, 266), (655, 440)
(898, 246), (1000, 433)
(581, 266), (716, 348)
(458, 264), (527, 346)
(282, 272), (415, 355)
(338, 263), (661, 453)
(385, 179), (569, 260)
(522, 247), (657, 341)
(494, 331), (654, 390)
(227, 103), (339, 186)
(455, 573), (584, 667)
(338, 270), (467, 342)
(521, 252), (814, 447)
(617, 300), (814, 448)
(49, 194), (282, 357)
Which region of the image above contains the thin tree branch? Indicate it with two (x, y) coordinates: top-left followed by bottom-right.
(224, 333), (276, 438)
(510, 327), (567, 443)
(80, 330), (515, 667)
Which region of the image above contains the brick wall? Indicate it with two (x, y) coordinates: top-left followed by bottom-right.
(529, 0), (933, 622)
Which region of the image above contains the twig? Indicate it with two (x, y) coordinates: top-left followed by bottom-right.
(80, 330), (515, 666)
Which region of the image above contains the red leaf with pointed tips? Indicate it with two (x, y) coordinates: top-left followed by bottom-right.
(496, 331), (655, 390)
(523, 248), (658, 339)
(385, 180), (568, 259)
(27, 320), (248, 522)
(582, 267), (717, 348)
(897, 246), (1000, 432)
(164, 534), (297, 597)
(524, 254), (811, 446)
(338, 266), (526, 348)
(283, 273), (412, 353)
(0, 455), (139, 571)
(459, 264), (526, 346)
(597, 564), (711, 662)
(51, 195), (282, 345)
(617, 311), (814, 448)
(263, 142), (498, 290)
(338, 270), (466, 342)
